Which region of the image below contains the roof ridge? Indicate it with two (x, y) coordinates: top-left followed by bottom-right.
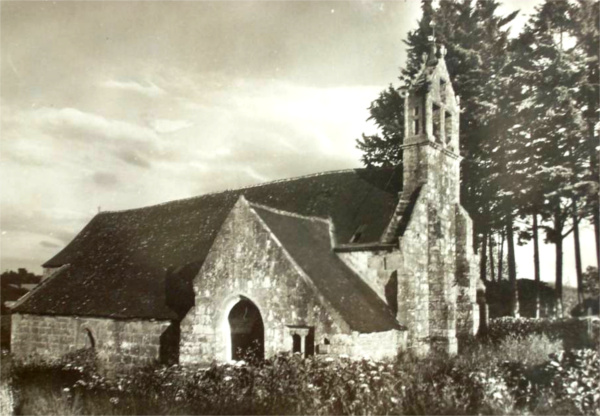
(249, 201), (331, 225)
(98, 167), (366, 215)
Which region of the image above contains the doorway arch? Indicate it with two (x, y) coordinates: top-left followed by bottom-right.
(226, 297), (264, 361)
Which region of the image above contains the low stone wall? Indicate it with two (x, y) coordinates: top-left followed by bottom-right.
(350, 330), (407, 360)
(327, 329), (407, 360)
(11, 314), (173, 369)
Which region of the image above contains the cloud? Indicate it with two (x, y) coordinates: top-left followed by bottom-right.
(40, 240), (61, 248)
(12, 106), (169, 168)
(31, 107), (159, 144)
(103, 79), (165, 97)
(1, 208), (91, 272)
(152, 119), (194, 134)
(92, 172), (119, 188)
(115, 149), (152, 169)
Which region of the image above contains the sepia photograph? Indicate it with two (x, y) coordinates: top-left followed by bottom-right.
(1, 0), (598, 414)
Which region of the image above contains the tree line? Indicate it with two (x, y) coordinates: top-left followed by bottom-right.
(356, 0), (599, 317)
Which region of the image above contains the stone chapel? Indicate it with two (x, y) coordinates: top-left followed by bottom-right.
(11, 44), (482, 369)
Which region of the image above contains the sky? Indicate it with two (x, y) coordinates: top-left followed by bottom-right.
(0, 0), (595, 287)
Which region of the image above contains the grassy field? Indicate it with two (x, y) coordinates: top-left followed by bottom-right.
(2, 317), (599, 416)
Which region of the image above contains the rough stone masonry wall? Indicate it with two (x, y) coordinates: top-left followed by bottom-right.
(395, 187), (431, 355)
(455, 205), (480, 339)
(314, 329), (406, 361)
(424, 144), (460, 354)
(11, 313), (171, 369)
(180, 199), (358, 365)
(350, 329), (407, 361)
(336, 250), (402, 306)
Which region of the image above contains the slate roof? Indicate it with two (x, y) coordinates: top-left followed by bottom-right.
(253, 205), (402, 333)
(14, 167), (403, 323)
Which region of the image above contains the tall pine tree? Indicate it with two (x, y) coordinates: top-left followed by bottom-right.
(356, 0), (518, 284)
(515, 0), (591, 314)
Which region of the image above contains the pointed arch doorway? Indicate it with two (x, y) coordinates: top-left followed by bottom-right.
(227, 297), (264, 361)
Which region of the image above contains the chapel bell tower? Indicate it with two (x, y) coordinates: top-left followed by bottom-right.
(401, 42), (461, 201)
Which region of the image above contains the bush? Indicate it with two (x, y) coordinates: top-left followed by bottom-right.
(544, 349), (600, 414)
(497, 333), (563, 366)
(5, 337), (594, 415)
(5, 352), (518, 415)
(487, 317), (595, 350)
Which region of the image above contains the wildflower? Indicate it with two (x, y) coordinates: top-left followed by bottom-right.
(325, 357), (334, 362)
(224, 376), (232, 382)
(235, 360), (246, 367)
(110, 397), (120, 405)
(62, 387), (70, 393)
(391, 397), (399, 404)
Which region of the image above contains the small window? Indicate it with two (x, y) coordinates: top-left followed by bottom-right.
(83, 328), (95, 349)
(350, 225), (367, 243)
(318, 338), (331, 354)
(385, 272), (398, 316)
(305, 328), (315, 357)
(432, 104), (441, 143)
(440, 79), (447, 103)
(414, 119), (420, 135)
(292, 334), (301, 353)
(414, 106), (419, 116)
(445, 112), (453, 145)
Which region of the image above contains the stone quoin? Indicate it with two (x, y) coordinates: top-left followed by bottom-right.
(11, 44), (483, 370)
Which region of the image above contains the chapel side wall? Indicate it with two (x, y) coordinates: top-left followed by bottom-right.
(11, 313), (171, 369)
(179, 202), (352, 366)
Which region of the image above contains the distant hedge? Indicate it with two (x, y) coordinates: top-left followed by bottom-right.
(485, 279), (591, 318)
(487, 317), (599, 350)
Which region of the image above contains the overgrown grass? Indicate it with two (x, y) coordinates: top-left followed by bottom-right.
(4, 318), (599, 415)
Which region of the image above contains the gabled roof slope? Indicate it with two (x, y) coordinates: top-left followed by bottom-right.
(11, 264), (178, 319)
(14, 167), (402, 319)
(252, 205), (402, 333)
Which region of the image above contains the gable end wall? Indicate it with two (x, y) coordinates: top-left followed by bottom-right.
(179, 199), (354, 365)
